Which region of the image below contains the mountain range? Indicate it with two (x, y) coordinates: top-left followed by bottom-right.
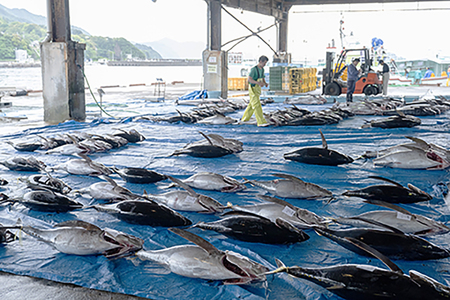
(0, 3), (89, 35)
(0, 3), (204, 59)
(145, 38), (206, 59)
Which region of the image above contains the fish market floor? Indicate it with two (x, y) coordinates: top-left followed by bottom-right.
(0, 271), (147, 300)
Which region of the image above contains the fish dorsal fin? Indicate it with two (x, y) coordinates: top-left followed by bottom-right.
(396, 110), (406, 117)
(110, 166), (119, 174)
(198, 131), (214, 146)
(54, 220), (101, 232)
(344, 237), (403, 274)
(168, 228), (222, 256)
(78, 153), (92, 163)
(207, 133), (225, 142)
(405, 136), (430, 150)
(275, 218), (307, 236)
(66, 134), (79, 144)
(272, 173), (306, 184)
(100, 175), (118, 187)
(37, 135), (49, 142)
(257, 194), (297, 211)
(166, 176), (198, 197)
(115, 128), (128, 134)
(368, 176), (404, 188)
(363, 199), (415, 217)
(319, 129), (328, 149)
(175, 109), (185, 117)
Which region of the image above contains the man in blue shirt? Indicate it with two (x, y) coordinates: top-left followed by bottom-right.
(423, 68), (434, 78)
(346, 58), (360, 102)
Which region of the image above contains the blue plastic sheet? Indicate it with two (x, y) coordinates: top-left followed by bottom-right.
(0, 103), (450, 300)
(178, 90), (207, 100)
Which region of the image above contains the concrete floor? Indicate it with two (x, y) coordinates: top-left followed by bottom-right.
(0, 271), (147, 300)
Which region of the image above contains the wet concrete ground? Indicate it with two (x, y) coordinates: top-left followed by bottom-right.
(0, 271), (147, 300)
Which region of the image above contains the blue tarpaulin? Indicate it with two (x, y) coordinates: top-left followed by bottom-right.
(0, 103), (450, 300)
(178, 90), (207, 100)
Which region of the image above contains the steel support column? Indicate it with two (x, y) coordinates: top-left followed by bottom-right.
(47, 0), (71, 42)
(204, 1), (227, 98)
(209, 0), (222, 51)
(277, 14), (288, 54)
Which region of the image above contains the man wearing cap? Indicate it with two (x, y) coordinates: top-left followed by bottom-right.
(379, 60), (390, 96)
(346, 58), (360, 102)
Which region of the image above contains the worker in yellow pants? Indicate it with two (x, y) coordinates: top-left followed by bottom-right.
(241, 55), (269, 126)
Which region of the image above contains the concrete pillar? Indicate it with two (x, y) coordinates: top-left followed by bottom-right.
(203, 50), (227, 99)
(41, 0), (86, 124)
(205, 1), (227, 98)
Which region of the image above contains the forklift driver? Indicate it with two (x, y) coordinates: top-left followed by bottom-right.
(346, 58), (361, 102)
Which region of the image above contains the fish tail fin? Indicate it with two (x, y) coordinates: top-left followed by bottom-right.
(275, 258), (286, 268)
(263, 259), (288, 275)
(322, 196), (336, 207)
(242, 178), (253, 185)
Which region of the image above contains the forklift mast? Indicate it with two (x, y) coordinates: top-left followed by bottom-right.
(323, 51), (334, 86)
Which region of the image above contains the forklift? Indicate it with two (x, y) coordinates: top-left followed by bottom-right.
(322, 48), (382, 96)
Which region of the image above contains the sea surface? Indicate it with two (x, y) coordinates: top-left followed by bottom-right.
(0, 64), (204, 91)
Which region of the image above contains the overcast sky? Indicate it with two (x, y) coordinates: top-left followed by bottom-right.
(1, 0), (449, 63)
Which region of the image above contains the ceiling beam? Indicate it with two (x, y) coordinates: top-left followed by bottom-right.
(218, 0), (450, 18)
(218, 0), (292, 20)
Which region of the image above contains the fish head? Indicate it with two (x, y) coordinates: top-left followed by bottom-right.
(101, 228), (144, 259)
(222, 250), (269, 283)
(426, 150), (450, 170)
(414, 216), (450, 235)
(0, 226), (16, 244)
(221, 177), (247, 193)
(409, 270), (450, 296)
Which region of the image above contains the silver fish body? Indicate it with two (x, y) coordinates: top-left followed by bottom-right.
(231, 203), (325, 228)
(79, 181), (137, 200)
(246, 178), (332, 199)
(136, 246), (267, 284)
(57, 158), (112, 176)
(373, 149), (448, 170)
(335, 210), (450, 236)
(179, 172), (245, 192)
(146, 190), (223, 213)
(22, 220), (143, 258)
(46, 144), (89, 156)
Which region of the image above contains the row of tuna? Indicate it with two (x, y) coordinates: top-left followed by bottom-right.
(142, 93), (449, 129)
(1, 126), (450, 299)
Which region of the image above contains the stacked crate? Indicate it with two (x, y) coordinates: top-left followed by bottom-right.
(288, 68), (318, 94)
(288, 68), (303, 94)
(270, 66), (294, 92)
(228, 78), (248, 91)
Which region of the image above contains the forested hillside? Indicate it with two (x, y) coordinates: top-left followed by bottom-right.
(0, 17), (161, 61)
